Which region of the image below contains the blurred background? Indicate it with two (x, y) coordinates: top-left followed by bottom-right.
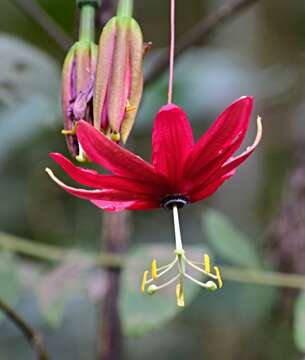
(1, 0), (305, 359)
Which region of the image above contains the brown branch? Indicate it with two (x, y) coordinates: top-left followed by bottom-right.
(144, 0), (259, 85)
(98, 212), (129, 360)
(0, 299), (49, 360)
(11, 0), (73, 51)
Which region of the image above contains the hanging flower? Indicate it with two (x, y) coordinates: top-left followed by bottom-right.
(46, 96), (262, 305)
(46, 96), (261, 211)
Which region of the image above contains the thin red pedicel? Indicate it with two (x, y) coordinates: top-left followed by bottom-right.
(167, 0), (175, 104)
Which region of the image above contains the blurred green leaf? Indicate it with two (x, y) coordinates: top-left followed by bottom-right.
(120, 243), (209, 337)
(0, 252), (19, 323)
(238, 284), (276, 323)
(36, 254), (94, 328)
(0, 34), (61, 162)
(202, 209), (260, 268)
(294, 290), (305, 352)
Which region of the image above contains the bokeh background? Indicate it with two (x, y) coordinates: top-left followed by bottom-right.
(1, 0), (305, 359)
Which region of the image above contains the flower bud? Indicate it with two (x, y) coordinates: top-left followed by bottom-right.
(93, 16), (144, 143)
(62, 40), (98, 159)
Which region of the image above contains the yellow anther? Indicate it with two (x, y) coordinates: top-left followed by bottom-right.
(203, 253), (211, 273)
(151, 259), (158, 280)
(214, 266), (223, 289)
(110, 131), (121, 142)
(61, 123), (78, 136)
(140, 270), (148, 293)
(176, 283), (185, 307)
(126, 100), (136, 113)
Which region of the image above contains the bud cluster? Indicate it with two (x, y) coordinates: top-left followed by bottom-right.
(61, 0), (145, 160)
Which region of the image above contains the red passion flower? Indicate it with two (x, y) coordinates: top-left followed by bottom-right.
(46, 96), (262, 212)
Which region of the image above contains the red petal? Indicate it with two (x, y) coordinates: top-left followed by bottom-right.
(77, 121), (163, 184)
(184, 96), (253, 179)
(189, 172), (234, 203)
(45, 168), (150, 202)
(184, 134), (242, 194)
(126, 200), (160, 210)
(152, 104), (194, 191)
(90, 200), (136, 211)
(209, 116), (262, 182)
(91, 199), (159, 211)
(50, 152), (164, 196)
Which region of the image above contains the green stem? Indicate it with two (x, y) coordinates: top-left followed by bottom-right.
(222, 266), (305, 290)
(117, 0), (133, 17)
(0, 232), (123, 267)
(2, 232), (305, 290)
(79, 4), (95, 41)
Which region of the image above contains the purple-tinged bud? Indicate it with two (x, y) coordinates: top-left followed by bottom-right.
(62, 40), (97, 160)
(93, 16), (144, 143)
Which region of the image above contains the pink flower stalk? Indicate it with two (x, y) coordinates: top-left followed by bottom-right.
(46, 96), (262, 212)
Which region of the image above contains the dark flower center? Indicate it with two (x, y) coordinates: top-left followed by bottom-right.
(161, 194), (189, 210)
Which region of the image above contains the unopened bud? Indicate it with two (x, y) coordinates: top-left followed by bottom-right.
(62, 40), (97, 158)
(93, 15), (144, 143)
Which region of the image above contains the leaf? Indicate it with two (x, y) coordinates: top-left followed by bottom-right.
(120, 243), (210, 337)
(0, 252), (20, 323)
(294, 290), (305, 352)
(202, 209), (260, 268)
(0, 34), (61, 162)
(35, 253), (94, 327)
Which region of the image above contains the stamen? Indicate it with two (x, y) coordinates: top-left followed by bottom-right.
(140, 270), (148, 293)
(176, 283), (185, 307)
(184, 257), (217, 279)
(214, 266), (223, 289)
(184, 272), (217, 291)
(157, 257), (178, 277)
(204, 254), (211, 273)
(148, 273), (180, 295)
(144, 257), (178, 286)
(155, 274), (180, 290)
(61, 123), (78, 136)
(151, 259), (158, 280)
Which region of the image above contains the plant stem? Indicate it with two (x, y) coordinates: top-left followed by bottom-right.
(222, 266), (305, 290)
(3, 232), (305, 290)
(79, 4), (96, 41)
(0, 299), (49, 360)
(98, 212), (129, 360)
(117, 0), (133, 17)
(145, 0), (259, 85)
